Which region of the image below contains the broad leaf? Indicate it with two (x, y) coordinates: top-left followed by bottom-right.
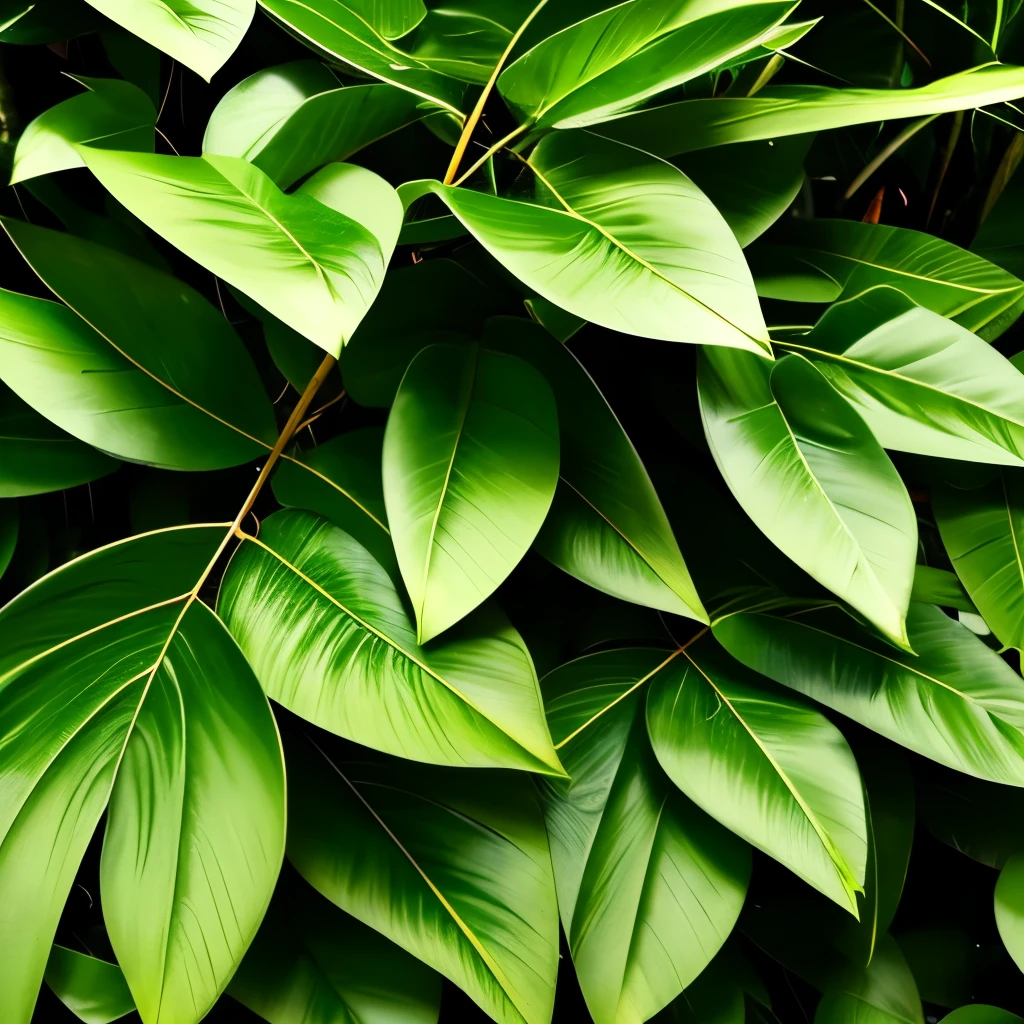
(44, 946), (134, 1024)
(942, 1008), (1024, 1023)
(0, 525), (286, 1024)
(497, 0), (795, 130)
(218, 509), (563, 774)
(204, 61), (426, 189)
(997, 853), (1024, 975)
(383, 342), (559, 642)
(285, 733), (559, 1024)
(399, 132), (770, 354)
(539, 648), (751, 1024)
(699, 348), (917, 645)
(714, 605), (1024, 786)
(485, 317), (706, 622)
(11, 76), (154, 184)
(80, 150), (401, 357)
(647, 633), (867, 914)
(82, 0), (254, 79)
(401, 4), (512, 84)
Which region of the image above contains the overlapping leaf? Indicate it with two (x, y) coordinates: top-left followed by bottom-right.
(44, 946), (134, 1024)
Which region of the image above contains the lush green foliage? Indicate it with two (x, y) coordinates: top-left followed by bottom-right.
(9, 1), (1024, 1023)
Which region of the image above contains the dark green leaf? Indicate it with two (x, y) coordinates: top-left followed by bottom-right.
(44, 946), (134, 1024)
(996, 853), (1024, 974)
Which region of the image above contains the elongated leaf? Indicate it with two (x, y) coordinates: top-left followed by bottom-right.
(0, 526), (286, 1024)
(399, 132), (770, 354)
(714, 604), (1024, 785)
(699, 348), (916, 644)
(383, 342), (559, 642)
(599, 64), (1024, 156)
(484, 317), (706, 621)
(11, 76), (154, 184)
(498, 0), (794, 130)
(44, 947), (134, 1024)
(218, 509), (563, 774)
(647, 633), (867, 914)
(286, 733), (559, 1024)
(539, 648), (751, 1024)
(204, 61), (426, 189)
(82, 0), (254, 79)
(750, 222), (1024, 340)
(80, 150), (401, 357)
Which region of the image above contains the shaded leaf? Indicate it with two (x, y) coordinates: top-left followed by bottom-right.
(996, 853), (1024, 974)
(44, 946), (134, 1024)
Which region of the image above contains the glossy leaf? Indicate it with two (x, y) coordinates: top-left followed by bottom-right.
(44, 946), (134, 1024)
(996, 853), (1024, 974)
(539, 648), (751, 1024)
(714, 604), (1024, 786)
(218, 509), (563, 774)
(402, 4), (511, 84)
(399, 132), (770, 354)
(82, 0), (255, 79)
(0, 504), (16, 579)
(699, 348), (917, 644)
(204, 61), (426, 189)
(10, 76), (154, 184)
(285, 733), (559, 1024)
(383, 342), (559, 642)
(647, 633), (867, 914)
(942, 1007), (1024, 1023)
(80, 149), (401, 357)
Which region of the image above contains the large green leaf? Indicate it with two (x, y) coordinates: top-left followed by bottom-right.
(714, 604), (1024, 786)
(399, 132), (770, 354)
(497, 0), (794, 130)
(285, 733), (559, 1024)
(698, 348), (917, 645)
(539, 648), (751, 1024)
(81, 0), (254, 79)
(383, 342), (559, 642)
(218, 509), (563, 774)
(229, 872), (441, 1024)
(203, 61), (426, 189)
(0, 525), (286, 1024)
(44, 946), (134, 1024)
(598, 64), (1024, 156)
(484, 317), (706, 621)
(10, 76), (154, 184)
(749, 222), (1024, 340)
(779, 288), (1024, 465)
(80, 150), (401, 357)
(647, 633), (867, 914)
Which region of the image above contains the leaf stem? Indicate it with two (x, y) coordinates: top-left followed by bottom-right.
(451, 123), (528, 187)
(844, 113), (940, 199)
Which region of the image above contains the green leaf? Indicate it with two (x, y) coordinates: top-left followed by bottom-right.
(647, 633), (867, 914)
(218, 509), (563, 774)
(399, 132), (770, 355)
(911, 565), (976, 614)
(0, 383), (118, 497)
(401, 4), (512, 84)
(44, 946), (134, 1024)
(598, 64), (1024, 156)
(714, 604), (1024, 786)
(750, 223), (1024, 340)
(285, 732), (559, 1024)
(484, 316), (706, 622)
(497, 0), (795, 130)
(204, 61), (426, 189)
(523, 295), (584, 342)
(0, 503), (16, 579)
(699, 348), (917, 645)
(10, 76), (154, 184)
(79, 150), (401, 357)
(0, 0), (104, 43)
(996, 853), (1024, 974)
(942, 1007), (1024, 1023)
(81, 0), (254, 80)
(539, 648), (751, 1024)
(655, 955), (745, 1024)
(229, 872), (441, 1024)
(0, 525), (286, 1024)
(258, 0), (464, 115)
(383, 342), (559, 642)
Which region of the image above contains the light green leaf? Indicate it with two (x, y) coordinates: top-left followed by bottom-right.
(218, 509), (563, 774)
(539, 648), (751, 1024)
(11, 76), (154, 184)
(698, 348), (917, 645)
(45, 946), (134, 1024)
(714, 604), (1024, 786)
(285, 732), (559, 1024)
(647, 633), (867, 914)
(498, 0), (795, 130)
(399, 132), (770, 354)
(485, 316), (706, 622)
(79, 149), (401, 357)
(82, 0), (255, 79)
(204, 60), (426, 189)
(383, 342), (559, 642)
